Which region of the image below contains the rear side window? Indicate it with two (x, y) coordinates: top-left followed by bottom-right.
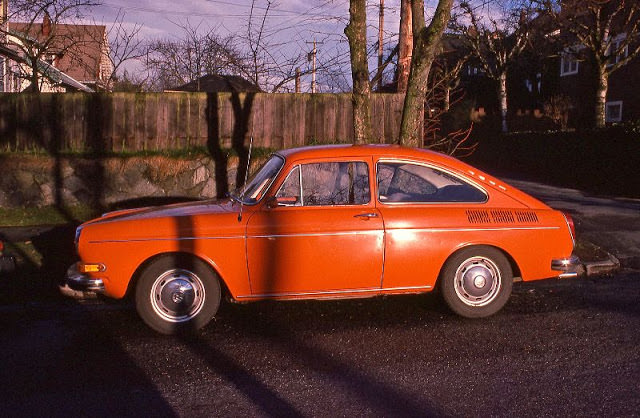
(277, 161), (370, 206)
(377, 162), (486, 203)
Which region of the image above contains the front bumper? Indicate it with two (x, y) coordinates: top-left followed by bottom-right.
(65, 263), (105, 293)
(551, 255), (582, 279)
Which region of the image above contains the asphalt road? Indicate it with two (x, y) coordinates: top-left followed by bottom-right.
(1, 271), (639, 417)
(0, 180), (639, 417)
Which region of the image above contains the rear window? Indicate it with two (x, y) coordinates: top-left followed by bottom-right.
(377, 162), (486, 203)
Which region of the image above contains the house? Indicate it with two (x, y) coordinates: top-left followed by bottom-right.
(166, 74), (262, 93)
(508, 0), (640, 128)
(1, 13), (113, 92)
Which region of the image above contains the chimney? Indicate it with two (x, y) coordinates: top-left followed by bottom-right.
(42, 12), (52, 36)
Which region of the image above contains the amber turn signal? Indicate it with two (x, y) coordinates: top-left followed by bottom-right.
(77, 262), (106, 273)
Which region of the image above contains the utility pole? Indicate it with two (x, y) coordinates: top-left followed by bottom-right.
(306, 40), (322, 93)
(377, 0), (384, 91)
(397, 0), (412, 93)
(295, 67), (300, 93)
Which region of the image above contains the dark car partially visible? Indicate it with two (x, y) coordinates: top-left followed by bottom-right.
(0, 240), (16, 274)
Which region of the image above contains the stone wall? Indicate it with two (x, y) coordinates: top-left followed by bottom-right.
(0, 155), (245, 208)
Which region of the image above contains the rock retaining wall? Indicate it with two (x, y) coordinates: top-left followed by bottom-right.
(0, 155), (243, 208)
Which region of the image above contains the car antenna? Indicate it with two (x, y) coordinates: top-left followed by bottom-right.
(238, 134), (254, 222)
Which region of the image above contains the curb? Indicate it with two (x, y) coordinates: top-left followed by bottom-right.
(582, 253), (621, 276)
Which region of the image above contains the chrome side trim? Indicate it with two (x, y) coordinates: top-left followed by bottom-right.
(388, 226), (560, 233)
(89, 236), (245, 244)
(237, 284), (432, 299)
(249, 230), (383, 239)
(90, 226), (557, 244)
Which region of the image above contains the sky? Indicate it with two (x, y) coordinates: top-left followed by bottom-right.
(86, 0), (493, 91)
(89, 0), (409, 91)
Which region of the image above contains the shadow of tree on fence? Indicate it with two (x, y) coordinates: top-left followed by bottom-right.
(207, 92), (256, 198)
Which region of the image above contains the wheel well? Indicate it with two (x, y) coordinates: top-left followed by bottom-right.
(125, 252), (231, 300)
(436, 245), (522, 287)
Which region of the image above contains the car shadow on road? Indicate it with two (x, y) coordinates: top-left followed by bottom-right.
(177, 295), (448, 416)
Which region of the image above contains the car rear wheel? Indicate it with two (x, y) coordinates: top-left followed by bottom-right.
(135, 255), (221, 335)
(440, 246), (513, 318)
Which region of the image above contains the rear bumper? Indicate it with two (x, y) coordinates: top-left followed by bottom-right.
(551, 255), (582, 279)
(65, 264), (105, 293)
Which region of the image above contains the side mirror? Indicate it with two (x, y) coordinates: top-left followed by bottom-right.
(266, 196), (298, 209)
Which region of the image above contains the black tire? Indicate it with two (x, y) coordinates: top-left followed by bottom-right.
(439, 246), (513, 318)
(135, 254), (221, 335)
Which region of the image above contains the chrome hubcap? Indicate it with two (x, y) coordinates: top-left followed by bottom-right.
(151, 269), (205, 323)
(454, 256), (501, 307)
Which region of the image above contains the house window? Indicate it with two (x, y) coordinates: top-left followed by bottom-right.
(605, 101), (623, 122)
(525, 79), (533, 93)
(560, 54), (579, 76)
(607, 33), (628, 66)
(467, 65), (483, 76)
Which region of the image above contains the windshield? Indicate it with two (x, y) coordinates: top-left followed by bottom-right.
(232, 154), (285, 205)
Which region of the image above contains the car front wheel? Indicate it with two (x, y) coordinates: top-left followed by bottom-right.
(440, 246), (513, 318)
(135, 255), (221, 334)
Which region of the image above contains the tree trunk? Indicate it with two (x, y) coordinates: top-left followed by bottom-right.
(399, 0), (453, 147)
(30, 62), (41, 92)
(345, 0), (372, 144)
(498, 71), (508, 133)
(397, 0), (413, 93)
(595, 64), (608, 128)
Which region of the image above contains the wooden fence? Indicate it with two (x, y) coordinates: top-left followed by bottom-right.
(0, 92), (407, 152)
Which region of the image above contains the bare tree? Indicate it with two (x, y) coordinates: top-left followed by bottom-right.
(99, 9), (145, 89)
(345, 0), (371, 143)
(423, 36), (476, 156)
(240, 0), (312, 93)
(399, 0), (454, 147)
(1, 0), (101, 92)
(540, 0), (640, 128)
(455, 0), (533, 133)
(143, 21), (248, 91)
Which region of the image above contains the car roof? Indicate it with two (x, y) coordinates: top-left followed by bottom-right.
(274, 144), (550, 210)
(276, 144), (466, 168)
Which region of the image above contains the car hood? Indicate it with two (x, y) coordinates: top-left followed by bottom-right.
(91, 199), (236, 224)
(78, 199), (245, 243)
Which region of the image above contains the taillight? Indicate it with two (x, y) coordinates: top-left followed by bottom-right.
(562, 211), (576, 245)
(0, 241), (4, 252)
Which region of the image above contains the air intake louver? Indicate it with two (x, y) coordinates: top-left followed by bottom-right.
(466, 210), (491, 224)
(466, 210), (540, 224)
(515, 211), (539, 223)
(490, 210), (515, 223)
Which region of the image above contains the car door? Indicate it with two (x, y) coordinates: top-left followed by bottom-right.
(375, 160), (488, 290)
(246, 158), (384, 297)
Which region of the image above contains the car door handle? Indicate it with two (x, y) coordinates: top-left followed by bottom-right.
(354, 213), (379, 219)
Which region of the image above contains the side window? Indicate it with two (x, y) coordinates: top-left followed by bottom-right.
(377, 162), (486, 203)
(276, 165), (301, 205)
(276, 161), (370, 206)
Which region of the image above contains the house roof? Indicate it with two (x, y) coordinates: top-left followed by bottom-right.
(8, 21), (109, 85)
(167, 74), (262, 93)
(0, 42), (94, 92)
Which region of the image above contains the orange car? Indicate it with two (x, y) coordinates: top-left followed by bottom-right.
(65, 145), (579, 334)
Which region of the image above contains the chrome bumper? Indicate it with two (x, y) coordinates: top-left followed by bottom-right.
(65, 264), (105, 293)
(551, 255), (582, 279)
